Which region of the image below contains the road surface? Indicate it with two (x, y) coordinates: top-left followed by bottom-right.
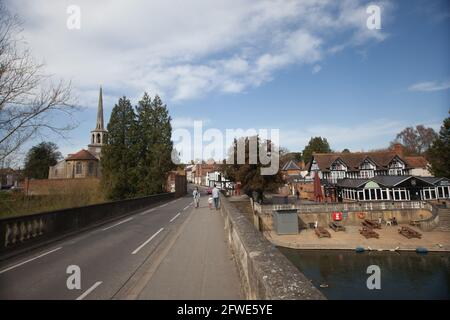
(0, 188), (241, 300)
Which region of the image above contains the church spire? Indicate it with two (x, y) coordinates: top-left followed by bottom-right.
(96, 86), (104, 130)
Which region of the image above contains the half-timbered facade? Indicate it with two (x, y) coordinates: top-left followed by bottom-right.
(307, 145), (431, 184)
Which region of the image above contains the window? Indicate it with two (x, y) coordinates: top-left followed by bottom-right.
(360, 170), (374, 178)
(331, 160), (347, 171)
(76, 162), (82, 174)
(444, 187), (450, 198)
(431, 189), (436, 199)
(97, 133), (101, 144)
(376, 189), (382, 200)
(370, 189), (376, 200)
(360, 159), (375, 170)
(389, 169), (404, 175)
(88, 162), (95, 175)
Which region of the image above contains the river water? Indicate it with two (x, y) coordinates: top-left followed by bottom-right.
(278, 248), (450, 300)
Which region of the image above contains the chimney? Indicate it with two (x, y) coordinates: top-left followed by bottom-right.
(392, 143), (404, 157)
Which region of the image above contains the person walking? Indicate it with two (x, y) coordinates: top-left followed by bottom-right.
(212, 184), (220, 210)
(193, 187), (200, 208)
(208, 195), (213, 210)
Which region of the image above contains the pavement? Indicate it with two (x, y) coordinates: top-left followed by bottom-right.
(134, 199), (241, 300)
(0, 188), (242, 300)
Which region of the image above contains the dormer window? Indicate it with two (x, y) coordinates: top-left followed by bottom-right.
(389, 157), (405, 175)
(359, 159), (375, 170)
(331, 159), (347, 171)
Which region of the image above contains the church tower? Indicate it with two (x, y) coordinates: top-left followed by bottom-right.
(88, 86), (107, 158)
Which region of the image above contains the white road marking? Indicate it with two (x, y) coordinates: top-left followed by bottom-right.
(159, 203), (168, 208)
(0, 247), (62, 275)
(139, 208), (156, 216)
(170, 212), (181, 222)
(183, 205), (190, 211)
(76, 281), (102, 300)
(132, 228), (164, 255)
(102, 217), (133, 231)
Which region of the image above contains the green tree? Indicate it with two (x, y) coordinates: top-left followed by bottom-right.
(302, 137), (331, 164)
(135, 93), (175, 195)
(148, 95), (175, 192)
(428, 116), (450, 177)
(101, 96), (138, 200)
(223, 136), (283, 203)
(23, 142), (61, 179)
(135, 92), (154, 195)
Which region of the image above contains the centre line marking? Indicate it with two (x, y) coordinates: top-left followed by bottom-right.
(139, 208), (156, 215)
(170, 212), (181, 222)
(76, 281), (102, 300)
(102, 217), (133, 231)
(0, 247), (62, 275)
(132, 228), (164, 255)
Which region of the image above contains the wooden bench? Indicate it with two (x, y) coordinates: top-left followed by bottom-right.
(359, 226), (379, 239)
(315, 227), (331, 238)
(362, 219), (381, 229)
(398, 226), (422, 239)
(329, 222), (346, 232)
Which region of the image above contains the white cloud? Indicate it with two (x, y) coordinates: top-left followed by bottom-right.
(408, 81), (450, 92)
(6, 0), (393, 104)
(279, 119), (403, 152)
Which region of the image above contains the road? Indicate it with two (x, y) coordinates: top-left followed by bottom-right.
(0, 193), (196, 300)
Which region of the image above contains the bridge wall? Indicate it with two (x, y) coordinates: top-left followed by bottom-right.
(0, 193), (175, 260)
(220, 195), (325, 300)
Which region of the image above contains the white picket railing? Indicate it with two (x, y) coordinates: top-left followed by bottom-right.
(254, 201), (432, 215)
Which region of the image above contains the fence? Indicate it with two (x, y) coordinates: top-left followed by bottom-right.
(254, 201), (433, 215)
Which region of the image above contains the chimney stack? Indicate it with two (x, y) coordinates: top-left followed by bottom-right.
(392, 143), (404, 157)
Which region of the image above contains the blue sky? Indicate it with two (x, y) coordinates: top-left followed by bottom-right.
(6, 0), (449, 163)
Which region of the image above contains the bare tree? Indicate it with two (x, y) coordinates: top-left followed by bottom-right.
(0, 4), (77, 165)
(392, 125), (438, 156)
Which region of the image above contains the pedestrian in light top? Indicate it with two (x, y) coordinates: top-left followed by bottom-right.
(212, 184), (220, 210)
(193, 187), (200, 208)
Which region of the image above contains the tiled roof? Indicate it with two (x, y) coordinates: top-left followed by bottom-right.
(336, 179), (371, 188)
(281, 160), (301, 171)
(371, 175), (414, 187)
(311, 151), (428, 172)
(405, 156), (429, 168)
(66, 149), (98, 161)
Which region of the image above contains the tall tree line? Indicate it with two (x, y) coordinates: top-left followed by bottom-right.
(101, 93), (174, 200)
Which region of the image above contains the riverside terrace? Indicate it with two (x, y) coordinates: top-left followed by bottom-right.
(251, 198), (450, 252)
